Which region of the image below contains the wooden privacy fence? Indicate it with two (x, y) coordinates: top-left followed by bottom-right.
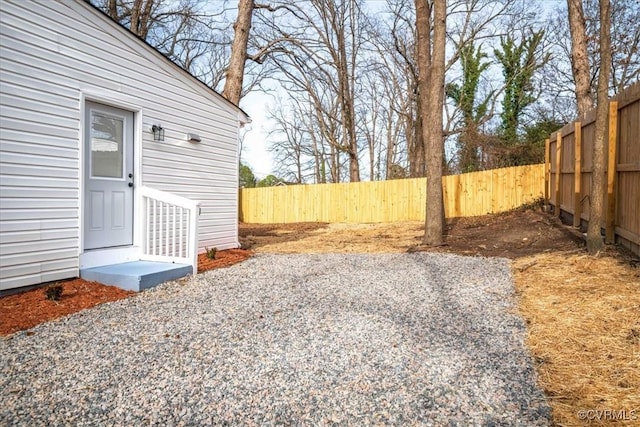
(546, 82), (639, 255)
(239, 164), (545, 224)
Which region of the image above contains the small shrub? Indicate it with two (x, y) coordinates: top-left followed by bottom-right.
(45, 284), (63, 301)
(205, 246), (217, 260)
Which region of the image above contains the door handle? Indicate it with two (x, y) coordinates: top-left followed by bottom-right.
(128, 182), (134, 188)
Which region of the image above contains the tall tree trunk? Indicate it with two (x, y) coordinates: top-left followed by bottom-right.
(296, 145), (302, 184)
(311, 134), (322, 184)
(129, 0), (155, 39)
(416, 0), (446, 246)
(586, 0), (611, 254)
(222, 0), (253, 105)
(385, 118), (397, 179)
(368, 133), (375, 181)
(137, 0), (154, 39)
(330, 144), (339, 183)
(107, 0), (118, 19)
(567, 0), (594, 116)
(320, 150), (327, 183)
(130, 0), (143, 35)
(426, 0), (446, 244)
(415, 0), (431, 179)
(337, 25), (360, 182)
(459, 120), (480, 172)
(409, 99), (426, 177)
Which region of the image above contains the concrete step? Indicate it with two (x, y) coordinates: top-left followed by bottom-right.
(80, 261), (192, 292)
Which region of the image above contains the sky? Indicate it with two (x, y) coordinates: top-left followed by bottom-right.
(239, 91), (274, 179)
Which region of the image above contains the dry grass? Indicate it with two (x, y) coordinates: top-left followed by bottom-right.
(251, 221), (423, 254)
(513, 252), (640, 426)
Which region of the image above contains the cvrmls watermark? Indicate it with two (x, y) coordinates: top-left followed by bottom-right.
(577, 409), (637, 421)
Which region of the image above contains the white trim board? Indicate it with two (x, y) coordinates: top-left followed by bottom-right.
(79, 246), (141, 269)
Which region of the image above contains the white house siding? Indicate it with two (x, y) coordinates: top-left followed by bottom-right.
(0, 0), (245, 291)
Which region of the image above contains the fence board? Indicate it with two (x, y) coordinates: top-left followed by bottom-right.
(544, 138), (550, 209)
(573, 122), (582, 227)
(555, 132), (563, 217)
(606, 101), (619, 243)
(240, 164), (544, 224)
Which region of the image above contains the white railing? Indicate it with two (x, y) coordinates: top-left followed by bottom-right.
(139, 186), (200, 275)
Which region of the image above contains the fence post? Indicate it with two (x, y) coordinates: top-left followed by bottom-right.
(544, 138), (550, 211)
(555, 131), (563, 218)
(573, 122), (582, 227)
(606, 101), (619, 244)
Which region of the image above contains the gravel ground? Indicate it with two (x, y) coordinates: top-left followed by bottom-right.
(1, 253), (550, 426)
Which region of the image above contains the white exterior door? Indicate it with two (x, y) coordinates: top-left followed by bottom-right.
(84, 101), (134, 250)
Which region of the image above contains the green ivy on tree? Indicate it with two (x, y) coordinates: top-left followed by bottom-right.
(495, 30), (549, 144)
(446, 41), (493, 172)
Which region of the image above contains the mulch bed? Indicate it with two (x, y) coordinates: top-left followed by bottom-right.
(0, 279), (133, 336)
(197, 248), (251, 273)
(0, 249), (253, 336)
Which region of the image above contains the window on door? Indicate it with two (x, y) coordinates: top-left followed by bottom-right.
(90, 112), (124, 179)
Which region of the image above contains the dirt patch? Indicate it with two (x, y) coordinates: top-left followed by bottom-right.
(1, 249), (252, 336)
(239, 208), (583, 257)
(436, 209), (584, 258)
(239, 222), (329, 250)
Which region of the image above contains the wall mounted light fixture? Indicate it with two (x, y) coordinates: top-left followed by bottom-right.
(152, 124), (165, 141)
(186, 133), (201, 143)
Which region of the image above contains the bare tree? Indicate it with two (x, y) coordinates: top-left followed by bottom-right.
(104, 0), (154, 37)
(607, 0), (640, 92)
(268, 107), (306, 183)
(583, 0), (639, 94)
(263, 0), (369, 182)
(100, 0), (201, 44)
(567, 0), (594, 116)
(586, 0), (611, 254)
(358, 30), (410, 180)
(548, 0), (638, 118)
(222, 0), (254, 105)
(382, 0), (423, 177)
(95, 0), (233, 88)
